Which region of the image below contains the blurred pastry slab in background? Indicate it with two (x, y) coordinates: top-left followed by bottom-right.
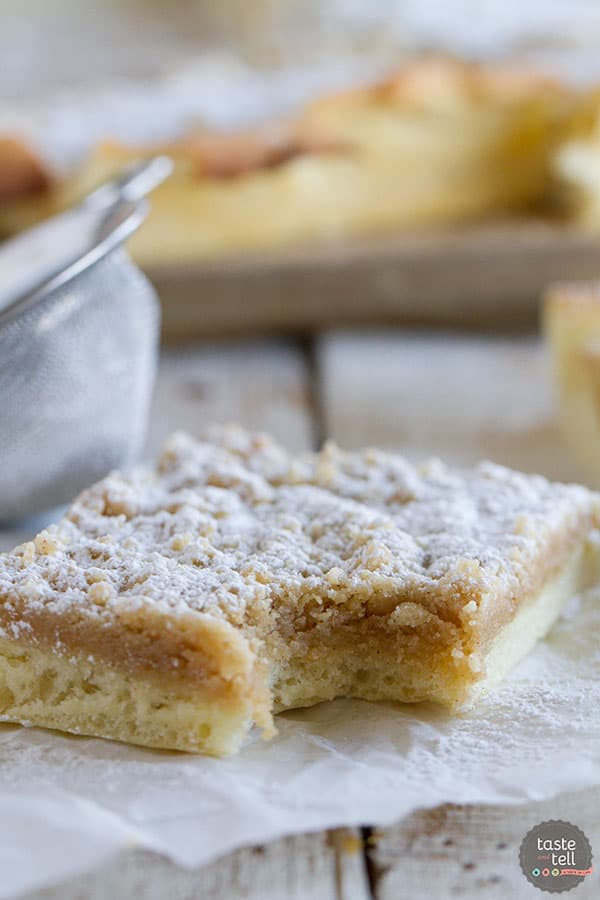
(299, 57), (571, 223)
(0, 58), (576, 265)
(4, 56), (600, 340)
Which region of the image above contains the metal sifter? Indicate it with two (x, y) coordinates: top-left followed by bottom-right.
(0, 156), (172, 522)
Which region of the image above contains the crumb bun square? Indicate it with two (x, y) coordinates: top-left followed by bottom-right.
(0, 426), (598, 755)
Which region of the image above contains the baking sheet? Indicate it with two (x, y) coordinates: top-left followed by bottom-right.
(0, 584), (598, 897)
(147, 222), (600, 340)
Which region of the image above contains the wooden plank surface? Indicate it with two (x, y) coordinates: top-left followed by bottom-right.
(316, 331), (585, 484)
(147, 338), (314, 456)
(151, 223), (600, 341)
(30, 828), (371, 900)
(368, 791), (600, 900)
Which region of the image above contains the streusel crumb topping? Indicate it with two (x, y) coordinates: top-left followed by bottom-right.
(0, 425), (597, 647)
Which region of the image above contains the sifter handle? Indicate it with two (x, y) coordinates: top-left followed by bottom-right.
(85, 156), (173, 209)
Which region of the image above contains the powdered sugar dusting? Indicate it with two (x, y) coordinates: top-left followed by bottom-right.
(0, 425), (597, 645)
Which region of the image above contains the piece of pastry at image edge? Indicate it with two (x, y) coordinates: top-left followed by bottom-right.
(0, 56), (585, 264)
(0, 423), (598, 756)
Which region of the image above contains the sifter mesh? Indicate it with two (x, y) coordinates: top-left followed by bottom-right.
(0, 250), (159, 521)
(0, 159), (170, 522)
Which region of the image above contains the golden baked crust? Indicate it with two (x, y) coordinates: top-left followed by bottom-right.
(0, 137), (52, 202)
(553, 87), (600, 226)
(165, 122), (347, 178)
(305, 56), (565, 115)
(0, 58), (574, 262)
(0, 426), (598, 754)
(0, 127), (352, 260)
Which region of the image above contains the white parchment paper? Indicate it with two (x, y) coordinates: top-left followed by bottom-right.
(0, 585), (598, 897)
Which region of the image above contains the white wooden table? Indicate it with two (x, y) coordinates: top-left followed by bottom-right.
(14, 329), (598, 899)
